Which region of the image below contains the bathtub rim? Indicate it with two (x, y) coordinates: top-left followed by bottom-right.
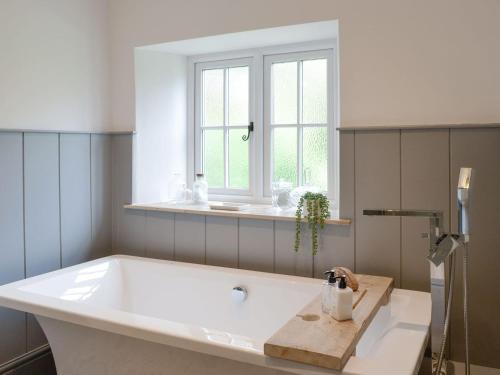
(0, 255), (432, 375)
(0, 255), (331, 373)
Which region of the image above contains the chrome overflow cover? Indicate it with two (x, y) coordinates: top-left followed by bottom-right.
(231, 286), (248, 303)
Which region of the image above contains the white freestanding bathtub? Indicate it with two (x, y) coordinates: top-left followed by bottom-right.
(0, 255), (431, 375)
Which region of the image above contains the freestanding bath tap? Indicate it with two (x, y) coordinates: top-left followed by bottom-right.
(362, 209), (447, 358)
(363, 167), (473, 375)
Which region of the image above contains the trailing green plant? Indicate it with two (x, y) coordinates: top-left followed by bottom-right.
(294, 192), (330, 255)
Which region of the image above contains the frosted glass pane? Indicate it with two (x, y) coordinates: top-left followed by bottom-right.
(302, 59), (327, 124)
(203, 129), (224, 187)
(273, 127), (297, 186)
(228, 129), (249, 189)
(203, 69), (224, 126)
(272, 62), (297, 125)
(303, 127), (328, 191)
(228, 66), (249, 126)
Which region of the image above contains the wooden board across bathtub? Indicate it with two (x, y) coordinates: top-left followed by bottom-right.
(264, 275), (394, 371)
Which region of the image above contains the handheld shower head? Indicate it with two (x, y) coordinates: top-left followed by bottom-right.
(457, 167), (473, 237)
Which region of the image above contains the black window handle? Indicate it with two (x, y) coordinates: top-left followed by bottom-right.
(242, 122), (254, 141)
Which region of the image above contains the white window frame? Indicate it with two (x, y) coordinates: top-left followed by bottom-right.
(188, 40), (339, 204)
(194, 57), (255, 196)
(263, 49), (337, 199)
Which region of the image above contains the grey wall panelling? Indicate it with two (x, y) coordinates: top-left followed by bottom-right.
(205, 216), (238, 268)
(24, 133), (61, 277)
(145, 211), (175, 260)
(174, 214), (205, 263)
(355, 130), (402, 286)
(107, 129), (500, 368)
(0, 133), (26, 363)
(60, 134), (92, 267)
(91, 134), (112, 258)
(238, 219), (274, 272)
(24, 133), (61, 350)
(449, 128), (500, 368)
(274, 221), (313, 277)
(111, 134), (146, 256)
(400, 129), (450, 291)
(111, 134), (133, 250)
(0, 131), (113, 368)
(313, 225), (355, 278)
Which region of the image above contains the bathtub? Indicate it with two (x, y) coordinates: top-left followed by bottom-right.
(0, 255), (431, 375)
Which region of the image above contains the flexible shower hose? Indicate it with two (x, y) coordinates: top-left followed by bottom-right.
(434, 244), (471, 375)
(434, 252), (456, 375)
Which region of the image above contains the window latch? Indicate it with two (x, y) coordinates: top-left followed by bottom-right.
(242, 122), (254, 142)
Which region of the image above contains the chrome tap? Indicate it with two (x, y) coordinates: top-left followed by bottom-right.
(363, 167), (473, 375)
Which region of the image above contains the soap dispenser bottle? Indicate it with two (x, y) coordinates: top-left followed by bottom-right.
(321, 270), (336, 314)
(331, 276), (353, 321)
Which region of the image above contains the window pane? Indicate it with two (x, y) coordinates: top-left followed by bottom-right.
(272, 62), (297, 125)
(202, 69), (224, 126)
(203, 129), (224, 187)
(228, 66), (249, 126)
(228, 129), (249, 189)
(273, 127), (297, 185)
(303, 127), (328, 191)
(302, 59), (327, 124)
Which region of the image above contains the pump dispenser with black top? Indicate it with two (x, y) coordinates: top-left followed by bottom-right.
(330, 275), (353, 321)
(321, 270), (336, 314)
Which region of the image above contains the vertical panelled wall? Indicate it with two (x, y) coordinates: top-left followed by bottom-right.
(113, 127), (500, 368)
(0, 132), (112, 365)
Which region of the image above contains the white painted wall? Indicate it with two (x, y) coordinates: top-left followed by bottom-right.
(0, 0), (110, 132)
(134, 50), (187, 203)
(108, 0), (500, 131)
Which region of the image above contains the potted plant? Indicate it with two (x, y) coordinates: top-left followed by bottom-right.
(294, 192), (330, 255)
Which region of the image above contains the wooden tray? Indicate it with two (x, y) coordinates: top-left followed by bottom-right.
(264, 275), (393, 370)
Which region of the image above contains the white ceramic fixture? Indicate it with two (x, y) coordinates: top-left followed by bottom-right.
(0, 255), (431, 375)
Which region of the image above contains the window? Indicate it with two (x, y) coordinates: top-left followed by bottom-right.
(264, 50), (333, 195)
(193, 44), (337, 202)
(195, 58), (254, 195)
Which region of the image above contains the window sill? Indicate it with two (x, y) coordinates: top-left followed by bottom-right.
(124, 201), (351, 226)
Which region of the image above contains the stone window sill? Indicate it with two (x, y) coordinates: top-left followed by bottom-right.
(124, 202), (351, 226)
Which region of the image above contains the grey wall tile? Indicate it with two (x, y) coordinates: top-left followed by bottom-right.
(401, 129), (450, 291)
(274, 221), (313, 277)
(449, 128), (500, 368)
(206, 216), (238, 268)
(355, 130), (401, 285)
(24, 133), (61, 277)
(91, 134), (112, 259)
(145, 211), (174, 260)
(60, 134), (92, 267)
(174, 214), (205, 263)
(0, 133), (26, 362)
(238, 219), (274, 272)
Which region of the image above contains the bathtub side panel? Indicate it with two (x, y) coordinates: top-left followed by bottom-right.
(37, 316), (291, 375)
